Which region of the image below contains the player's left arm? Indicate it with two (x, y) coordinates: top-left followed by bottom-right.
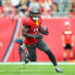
(38, 25), (49, 35)
(61, 35), (66, 47)
(71, 35), (75, 47)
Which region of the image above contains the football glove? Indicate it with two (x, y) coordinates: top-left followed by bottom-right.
(44, 28), (49, 35)
(35, 34), (43, 39)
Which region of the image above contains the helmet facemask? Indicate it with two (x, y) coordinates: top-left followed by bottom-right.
(32, 13), (40, 21)
(29, 7), (40, 21)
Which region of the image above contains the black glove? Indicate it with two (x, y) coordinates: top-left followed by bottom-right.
(35, 34), (43, 39)
(43, 28), (49, 35)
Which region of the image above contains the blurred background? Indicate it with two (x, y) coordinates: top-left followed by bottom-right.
(0, 0), (75, 62)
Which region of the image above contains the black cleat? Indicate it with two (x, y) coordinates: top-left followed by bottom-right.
(24, 52), (30, 63)
(55, 66), (63, 73)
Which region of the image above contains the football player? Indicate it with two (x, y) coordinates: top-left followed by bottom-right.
(22, 6), (63, 73)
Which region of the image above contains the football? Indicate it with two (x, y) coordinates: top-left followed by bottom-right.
(40, 26), (47, 32)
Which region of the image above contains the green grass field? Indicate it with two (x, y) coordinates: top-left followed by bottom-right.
(0, 62), (75, 75)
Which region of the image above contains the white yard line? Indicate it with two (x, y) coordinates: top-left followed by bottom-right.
(0, 62), (75, 65)
(0, 70), (41, 72)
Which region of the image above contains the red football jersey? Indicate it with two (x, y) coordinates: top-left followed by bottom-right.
(63, 29), (73, 44)
(22, 16), (42, 45)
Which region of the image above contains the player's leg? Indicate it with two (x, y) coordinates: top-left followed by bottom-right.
(64, 44), (68, 61)
(21, 48), (25, 61)
(37, 40), (63, 73)
(70, 50), (73, 60)
(69, 45), (73, 60)
(64, 50), (66, 61)
(25, 45), (37, 63)
(19, 45), (25, 61)
(65, 44), (73, 60)
(19, 47), (22, 61)
(37, 40), (57, 66)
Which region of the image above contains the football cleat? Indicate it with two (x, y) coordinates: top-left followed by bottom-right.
(20, 44), (25, 50)
(24, 52), (30, 63)
(55, 66), (63, 73)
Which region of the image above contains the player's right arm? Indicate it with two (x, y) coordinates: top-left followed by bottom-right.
(22, 25), (35, 38)
(22, 25), (43, 39)
(61, 35), (65, 47)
